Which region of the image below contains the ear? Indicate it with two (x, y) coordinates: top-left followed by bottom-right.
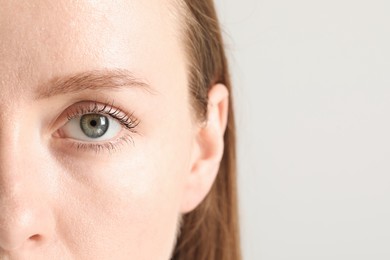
(180, 83), (229, 213)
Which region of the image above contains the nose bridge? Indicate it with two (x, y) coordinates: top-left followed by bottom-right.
(0, 107), (25, 175)
(0, 122), (43, 205)
(0, 109), (56, 252)
(0, 100), (41, 171)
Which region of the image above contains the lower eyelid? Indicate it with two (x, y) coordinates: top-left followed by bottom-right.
(52, 129), (135, 155)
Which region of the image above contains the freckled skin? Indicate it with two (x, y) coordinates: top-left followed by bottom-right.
(0, 0), (193, 259)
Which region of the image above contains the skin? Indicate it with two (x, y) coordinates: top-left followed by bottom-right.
(0, 0), (229, 259)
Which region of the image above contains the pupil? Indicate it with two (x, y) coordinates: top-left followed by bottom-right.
(90, 120), (97, 127)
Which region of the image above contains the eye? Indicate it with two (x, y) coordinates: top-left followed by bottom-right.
(61, 113), (122, 141)
(54, 101), (140, 154)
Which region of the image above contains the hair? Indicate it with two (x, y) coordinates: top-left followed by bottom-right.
(171, 1), (241, 260)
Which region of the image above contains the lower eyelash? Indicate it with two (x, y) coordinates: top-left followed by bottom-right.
(69, 134), (135, 155)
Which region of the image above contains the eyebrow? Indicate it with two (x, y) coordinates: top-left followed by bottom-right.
(35, 68), (153, 100)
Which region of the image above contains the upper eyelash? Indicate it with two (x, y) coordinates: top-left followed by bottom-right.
(65, 100), (140, 133)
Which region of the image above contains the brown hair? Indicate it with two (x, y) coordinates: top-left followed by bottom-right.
(171, 1), (241, 260)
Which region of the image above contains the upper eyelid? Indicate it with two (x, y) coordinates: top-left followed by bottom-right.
(60, 100), (140, 132)
(66, 101), (114, 120)
(66, 100), (130, 119)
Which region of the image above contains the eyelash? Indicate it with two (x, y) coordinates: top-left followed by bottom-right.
(62, 100), (140, 154)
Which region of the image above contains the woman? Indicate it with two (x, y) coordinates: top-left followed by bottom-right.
(0, 0), (240, 259)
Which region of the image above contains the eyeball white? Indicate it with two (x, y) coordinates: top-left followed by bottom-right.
(62, 113), (122, 141)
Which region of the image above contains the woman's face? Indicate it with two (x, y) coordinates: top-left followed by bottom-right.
(0, 0), (202, 258)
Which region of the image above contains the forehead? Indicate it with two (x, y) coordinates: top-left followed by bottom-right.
(0, 0), (185, 100)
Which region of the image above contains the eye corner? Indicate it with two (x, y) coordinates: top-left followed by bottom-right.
(52, 129), (63, 138)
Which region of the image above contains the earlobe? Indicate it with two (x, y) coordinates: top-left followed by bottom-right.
(180, 84), (229, 213)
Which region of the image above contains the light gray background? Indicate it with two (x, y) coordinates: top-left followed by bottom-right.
(215, 0), (390, 259)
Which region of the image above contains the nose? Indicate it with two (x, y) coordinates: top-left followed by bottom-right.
(0, 118), (56, 252)
(0, 194), (56, 252)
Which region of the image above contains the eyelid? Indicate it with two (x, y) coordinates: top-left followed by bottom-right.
(64, 100), (140, 131)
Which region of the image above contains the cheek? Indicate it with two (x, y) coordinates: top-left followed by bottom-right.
(52, 123), (192, 258)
